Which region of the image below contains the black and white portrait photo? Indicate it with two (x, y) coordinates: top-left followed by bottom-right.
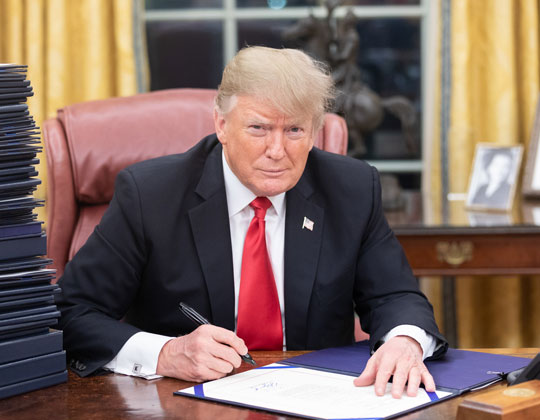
(466, 144), (523, 211)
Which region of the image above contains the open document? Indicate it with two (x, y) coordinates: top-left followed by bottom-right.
(175, 341), (531, 419)
(176, 363), (452, 419)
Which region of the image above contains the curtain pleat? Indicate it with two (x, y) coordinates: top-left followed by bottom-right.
(431, 0), (540, 347)
(0, 0), (138, 222)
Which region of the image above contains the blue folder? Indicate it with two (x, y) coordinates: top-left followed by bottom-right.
(175, 341), (533, 419)
(281, 341), (531, 394)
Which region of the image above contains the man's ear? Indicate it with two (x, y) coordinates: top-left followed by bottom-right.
(213, 108), (227, 145)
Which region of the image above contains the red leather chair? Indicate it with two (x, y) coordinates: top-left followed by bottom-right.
(43, 88), (348, 279)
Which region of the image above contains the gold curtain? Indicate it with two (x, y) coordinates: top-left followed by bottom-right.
(429, 0), (540, 347)
(0, 0), (138, 220)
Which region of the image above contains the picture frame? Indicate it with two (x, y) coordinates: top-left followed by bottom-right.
(523, 99), (540, 197)
(521, 200), (540, 225)
(465, 143), (523, 212)
(467, 211), (512, 227)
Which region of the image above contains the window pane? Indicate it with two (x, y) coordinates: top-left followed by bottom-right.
(146, 21), (223, 90)
(238, 19), (298, 50)
(354, 18), (421, 160)
(392, 173), (421, 191)
(145, 0), (223, 9)
(238, 17), (421, 160)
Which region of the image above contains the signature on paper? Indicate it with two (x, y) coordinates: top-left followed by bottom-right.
(250, 381), (282, 392)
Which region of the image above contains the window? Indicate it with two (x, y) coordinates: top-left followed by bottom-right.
(143, 0), (432, 190)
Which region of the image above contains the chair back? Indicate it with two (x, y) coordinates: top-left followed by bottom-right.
(43, 88), (348, 278)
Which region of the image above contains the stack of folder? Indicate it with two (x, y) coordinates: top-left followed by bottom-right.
(0, 64), (67, 399)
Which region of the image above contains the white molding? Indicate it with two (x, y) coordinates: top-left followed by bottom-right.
(133, 0), (149, 93)
(421, 0), (440, 192)
(145, 5), (424, 21)
(145, 9), (227, 21)
(366, 160), (424, 173)
(224, 0), (237, 65)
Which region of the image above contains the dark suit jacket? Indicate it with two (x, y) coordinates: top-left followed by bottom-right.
(56, 134), (446, 376)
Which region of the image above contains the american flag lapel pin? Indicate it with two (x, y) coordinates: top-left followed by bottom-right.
(302, 216), (314, 231)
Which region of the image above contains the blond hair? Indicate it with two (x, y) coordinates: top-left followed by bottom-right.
(215, 46), (335, 132)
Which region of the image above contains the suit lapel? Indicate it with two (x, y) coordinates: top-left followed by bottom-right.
(284, 171), (324, 349)
(189, 144), (235, 331)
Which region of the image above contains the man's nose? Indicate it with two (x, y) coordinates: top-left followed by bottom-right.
(265, 131), (286, 159)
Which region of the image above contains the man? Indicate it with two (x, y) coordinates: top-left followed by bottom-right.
(471, 149), (514, 209)
(56, 46), (447, 399)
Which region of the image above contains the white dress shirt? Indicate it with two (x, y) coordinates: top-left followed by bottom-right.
(104, 152), (436, 378)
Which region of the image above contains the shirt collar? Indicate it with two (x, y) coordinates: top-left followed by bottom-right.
(222, 151), (286, 217)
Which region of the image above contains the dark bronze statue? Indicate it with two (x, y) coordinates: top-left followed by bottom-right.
(283, 0), (418, 158)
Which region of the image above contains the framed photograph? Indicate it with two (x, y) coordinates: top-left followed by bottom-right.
(523, 100), (540, 197)
(467, 211), (512, 226)
(465, 143), (523, 211)
(522, 200), (540, 225)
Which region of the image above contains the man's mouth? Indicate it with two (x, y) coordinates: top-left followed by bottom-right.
(260, 169), (286, 177)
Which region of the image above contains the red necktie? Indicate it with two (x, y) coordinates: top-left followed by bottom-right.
(236, 197), (283, 350)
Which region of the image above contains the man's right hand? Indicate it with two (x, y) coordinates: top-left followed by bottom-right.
(156, 325), (248, 382)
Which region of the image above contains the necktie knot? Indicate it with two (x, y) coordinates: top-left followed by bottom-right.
(250, 197), (272, 219)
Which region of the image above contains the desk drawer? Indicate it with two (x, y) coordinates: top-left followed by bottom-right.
(396, 233), (540, 276)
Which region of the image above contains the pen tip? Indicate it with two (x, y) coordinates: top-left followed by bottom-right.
(243, 354), (257, 366)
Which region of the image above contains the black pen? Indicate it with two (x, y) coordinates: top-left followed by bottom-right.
(178, 302), (256, 366)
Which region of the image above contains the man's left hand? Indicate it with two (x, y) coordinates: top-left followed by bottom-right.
(353, 336), (435, 398)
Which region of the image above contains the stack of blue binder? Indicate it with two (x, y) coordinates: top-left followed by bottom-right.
(0, 64), (67, 399)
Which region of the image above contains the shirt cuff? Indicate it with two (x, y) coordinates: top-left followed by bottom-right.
(380, 325), (437, 360)
(104, 332), (173, 380)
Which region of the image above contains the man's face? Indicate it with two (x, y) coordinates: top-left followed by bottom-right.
(486, 154), (512, 184)
(214, 95), (315, 197)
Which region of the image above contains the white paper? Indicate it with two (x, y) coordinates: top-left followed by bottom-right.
(177, 363), (453, 419)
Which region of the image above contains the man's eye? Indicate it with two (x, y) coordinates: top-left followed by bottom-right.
(288, 127), (304, 136)
(247, 125), (266, 136)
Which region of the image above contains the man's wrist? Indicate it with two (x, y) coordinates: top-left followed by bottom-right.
(156, 336), (185, 377)
(380, 325), (436, 360)
(104, 332), (173, 379)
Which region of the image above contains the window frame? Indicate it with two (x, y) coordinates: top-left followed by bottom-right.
(142, 0), (435, 179)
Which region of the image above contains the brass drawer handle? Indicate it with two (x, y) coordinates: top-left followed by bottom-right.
(436, 241), (474, 267)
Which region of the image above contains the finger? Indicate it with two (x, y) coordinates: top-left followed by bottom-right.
(353, 356), (377, 387)
(189, 364), (230, 382)
(421, 368), (436, 392)
(390, 361), (410, 399)
(184, 343), (236, 381)
(202, 353), (236, 375)
(228, 337), (248, 358)
(406, 367), (421, 397)
(208, 326), (249, 356)
(191, 325), (244, 364)
(373, 358), (395, 396)
(184, 328), (238, 372)
(208, 340), (243, 369)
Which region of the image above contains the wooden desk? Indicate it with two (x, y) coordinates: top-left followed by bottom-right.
(385, 193), (540, 345)
(0, 349), (537, 420)
(386, 192), (540, 276)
